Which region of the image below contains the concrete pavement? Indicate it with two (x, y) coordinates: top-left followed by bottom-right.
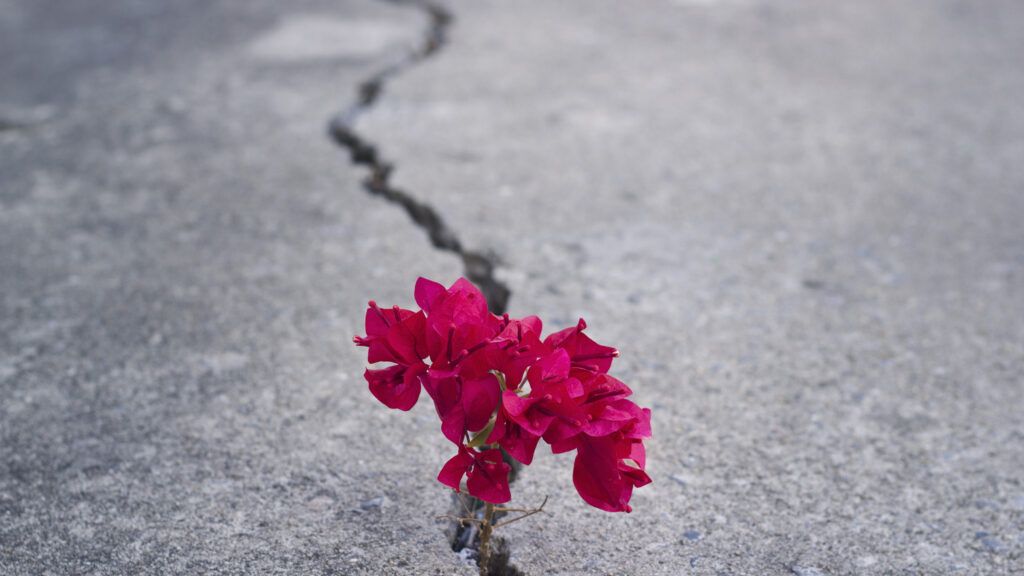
(1, 0), (468, 573)
(3, 0), (1024, 574)
(363, 0), (1024, 573)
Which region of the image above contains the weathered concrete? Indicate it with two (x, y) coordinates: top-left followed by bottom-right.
(1, 1), (469, 574)
(361, 0), (1024, 574)
(4, 0), (1024, 574)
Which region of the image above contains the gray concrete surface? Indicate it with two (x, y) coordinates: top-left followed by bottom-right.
(363, 0), (1024, 574)
(3, 0), (1024, 575)
(1, 1), (468, 574)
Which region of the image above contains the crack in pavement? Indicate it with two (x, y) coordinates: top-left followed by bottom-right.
(327, 1), (519, 573)
(328, 0), (510, 316)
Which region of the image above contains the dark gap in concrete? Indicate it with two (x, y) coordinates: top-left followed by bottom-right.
(327, 1), (520, 573)
(327, 0), (510, 315)
(446, 488), (524, 576)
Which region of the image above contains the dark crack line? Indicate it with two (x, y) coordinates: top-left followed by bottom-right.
(328, 0), (510, 316)
(327, 1), (519, 574)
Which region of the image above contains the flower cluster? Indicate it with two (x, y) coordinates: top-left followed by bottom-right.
(354, 277), (652, 512)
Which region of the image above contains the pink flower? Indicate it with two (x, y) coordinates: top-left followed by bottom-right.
(485, 408), (542, 465)
(572, 434), (651, 512)
(546, 318), (619, 375)
(504, 350), (585, 438)
(419, 277), (499, 373)
(486, 315), (548, 390)
(438, 446), (512, 504)
(355, 277), (652, 512)
(422, 372), (501, 445)
(354, 301), (428, 410)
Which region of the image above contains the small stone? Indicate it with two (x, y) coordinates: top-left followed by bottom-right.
(644, 542), (670, 552)
(682, 530), (701, 542)
(980, 537), (1005, 553)
(973, 499), (999, 510)
(456, 548), (477, 566)
(856, 556), (877, 568)
(791, 566), (827, 576)
(360, 496), (387, 511)
(670, 474), (688, 486)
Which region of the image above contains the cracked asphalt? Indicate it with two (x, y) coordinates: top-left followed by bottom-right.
(3, 0), (1023, 575)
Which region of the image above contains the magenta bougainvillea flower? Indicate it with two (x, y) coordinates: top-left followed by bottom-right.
(354, 277), (652, 512)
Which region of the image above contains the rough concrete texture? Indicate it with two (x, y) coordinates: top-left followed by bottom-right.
(2, 0), (1023, 575)
(362, 0), (1024, 574)
(1, 0), (469, 574)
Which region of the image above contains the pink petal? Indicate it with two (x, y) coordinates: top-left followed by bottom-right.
(548, 436), (579, 455)
(583, 401), (636, 437)
(382, 311), (427, 364)
(572, 436), (633, 512)
(466, 449), (511, 503)
(581, 374), (632, 403)
(423, 373), (458, 415)
(489, 409), (541, 465)
(437, 448), (474, 490)
(543, 414), (584, 444)
(528, 349), (571, 386)
(423, 374), (466, 444)
(518, 315), (543, 335)
(625, 407), (652, 440)
(503, 391), (553, 437)
(362, 302), (390, 337)
(499, 425), (540, 465)
(440, 410), (466, 446)
(415, 277), (447, 313)
(485, 408), (507, 444)
(546, 318), (618, 374)
(563, 377), (585, 399)
(462, 374), (500, 432)
(365, 365), (422, 411)
(624, 440), (647, 469)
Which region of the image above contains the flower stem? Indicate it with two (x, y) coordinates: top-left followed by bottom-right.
(478, 502), (495, 576)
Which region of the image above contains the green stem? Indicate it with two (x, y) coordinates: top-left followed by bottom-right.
(478, 502), (495, 576)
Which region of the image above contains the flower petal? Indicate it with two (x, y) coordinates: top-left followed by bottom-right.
(365, 364), (423, 411)
(499, 425), (540, 465)
(466, 449), (511, 503)
(572, 436), (634, 512)
(437, 448), (474, 490)
(527, 348), (571, 387)
(462, 374), (500, 432)
(415, 277), (447, 313)
(546, 318), (618, 374)
(423, 374), (466, 444)
(503, 391), (553, 437)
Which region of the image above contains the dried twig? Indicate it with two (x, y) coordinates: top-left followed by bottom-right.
(493, 495), (548, 529)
